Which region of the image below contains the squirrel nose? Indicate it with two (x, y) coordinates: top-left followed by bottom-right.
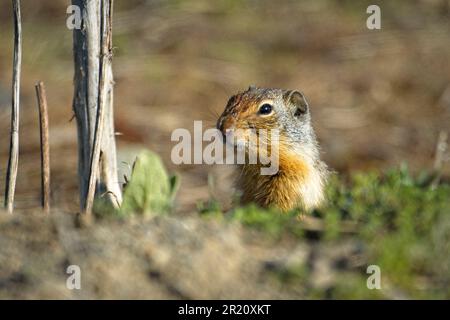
(216, 118), (224, 132)
(217, 117), (236, 143)
(217, 117), (235, 134)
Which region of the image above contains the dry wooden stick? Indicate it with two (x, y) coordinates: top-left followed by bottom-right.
(4, 0), (22, 214)
(35, 81), (51, 213)
(84, 0), (113, 215)
(434, 131), (448, 170)
(431, 131), (449, 188)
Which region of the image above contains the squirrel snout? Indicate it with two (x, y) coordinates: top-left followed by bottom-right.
(217, 116), (237, 144)
(217, 117), (235, 134)
(216, 117), (223, 132)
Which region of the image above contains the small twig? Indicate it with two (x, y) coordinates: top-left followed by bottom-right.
(437, 84), (450, 112)
(432, 131), (449, 188)
(84, 0), (113, 215)
(434, 131), (449, 170)
(100, 190), (121, 208)
(35, 81), (51, 213)
(4, 0), (22, 214)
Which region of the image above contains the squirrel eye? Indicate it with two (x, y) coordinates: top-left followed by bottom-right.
(258, 103), (273, 115)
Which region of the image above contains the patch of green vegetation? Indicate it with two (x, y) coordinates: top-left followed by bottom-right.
(320, 166), (450, 298)
(94, 150), (179, 218)
(231, 205), (305, 239)
(199, 165), (450, 299)
(197, 199), (223, 219)
(309, 273), (386, 300)
(267, 262), (310, 284)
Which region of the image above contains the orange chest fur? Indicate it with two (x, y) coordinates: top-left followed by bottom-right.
(238, 152), (311, 211)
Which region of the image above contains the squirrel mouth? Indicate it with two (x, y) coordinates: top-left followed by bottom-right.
(223, 130), (258, 153)
(222, 130), (237, 147)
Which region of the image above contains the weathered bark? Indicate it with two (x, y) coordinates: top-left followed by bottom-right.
(72, 0), (122, 212)
(4, 0), (22, 214)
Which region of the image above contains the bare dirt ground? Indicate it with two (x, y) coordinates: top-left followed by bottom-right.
(0, 211), (366, 299)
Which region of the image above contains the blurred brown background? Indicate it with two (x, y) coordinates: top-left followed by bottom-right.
(0, 0), (449, 212)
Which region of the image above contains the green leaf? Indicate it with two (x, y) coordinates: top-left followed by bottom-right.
(120, 150), (179, 216)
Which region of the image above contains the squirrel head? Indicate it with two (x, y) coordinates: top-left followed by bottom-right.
(217, 86), (314, 150)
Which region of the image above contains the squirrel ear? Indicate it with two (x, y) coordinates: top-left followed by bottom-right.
(283, 90), (308, 116)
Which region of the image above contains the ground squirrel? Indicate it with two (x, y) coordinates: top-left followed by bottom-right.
(217, 86), (329, 212)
